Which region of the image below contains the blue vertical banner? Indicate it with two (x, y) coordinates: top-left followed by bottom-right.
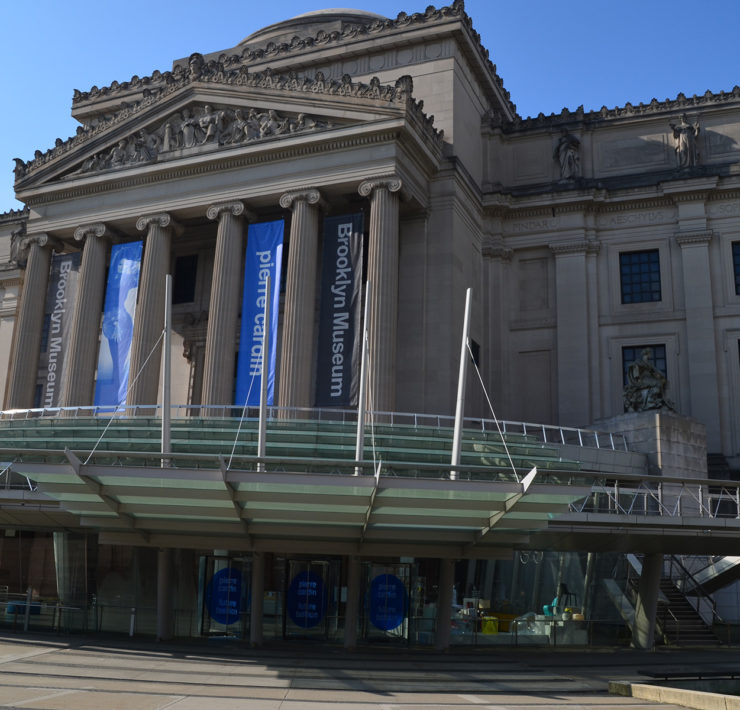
(234, 220), (284, 407)
(93, 241), (142, 408)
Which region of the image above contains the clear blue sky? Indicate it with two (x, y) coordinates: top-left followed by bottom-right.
(2, 0), (738, 210)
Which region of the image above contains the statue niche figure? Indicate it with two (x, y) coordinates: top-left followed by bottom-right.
(670, 113), (700, 168)
(554, 129), (580, 180)
(623, 348), (675, 412)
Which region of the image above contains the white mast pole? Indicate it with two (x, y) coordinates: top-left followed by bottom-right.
(354, 281), (371, 475)
(257, 274), (271, 472)
(450, 287), (472, 480)
(161, 274), (172, 467)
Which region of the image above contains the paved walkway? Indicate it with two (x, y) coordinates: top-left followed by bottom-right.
(0, 633), (737, 709)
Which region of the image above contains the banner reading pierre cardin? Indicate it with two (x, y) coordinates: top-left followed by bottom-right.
(315, 213), (364, 407)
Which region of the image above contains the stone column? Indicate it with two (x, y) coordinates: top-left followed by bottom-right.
(550, 240), (599, 427)
(633, 553), (663, 650)
(676, 231), (721, 451)
(59, 223), (111, 409)
(6, 233), (61, 409)
(358, 177), (402, 414)
(482, 230), (512, 417)
(343, 555), (361, 649)
(250, 551), (264, 646)
(201, 202), (251, 410)
(127, 213), (179, 410)
(435, 557), (455, 651)
(277, 189), (323, 412)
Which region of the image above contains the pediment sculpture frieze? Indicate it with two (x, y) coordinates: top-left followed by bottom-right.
(14, 69), (437, 184)
(74, 105), (332, 175)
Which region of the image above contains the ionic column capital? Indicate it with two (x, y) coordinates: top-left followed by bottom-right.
(136, 212), (183, 235)
(358, 175), (402, 198)
(279, 188), (326, 211)
(73, 222), (116, 243)
(20, 232), (63, 254)
(206, 201), (255, 222)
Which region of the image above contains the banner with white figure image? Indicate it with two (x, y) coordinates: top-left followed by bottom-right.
(93, 241), (142, 408)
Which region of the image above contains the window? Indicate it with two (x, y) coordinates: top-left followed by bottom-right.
(622, 344), (667, 386)
(173, 254), (198, 304)
(620, 250), (661, 304)
(733, 243), (740, 295)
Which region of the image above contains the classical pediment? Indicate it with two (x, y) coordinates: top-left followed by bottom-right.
(14, 68), (439, 192)
(71, 103), (336, 176)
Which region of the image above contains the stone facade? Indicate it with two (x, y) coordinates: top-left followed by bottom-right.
(3, 1), (740, 465)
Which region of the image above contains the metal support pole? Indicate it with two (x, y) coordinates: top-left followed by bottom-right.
(451, 288), (472, 480)
(161, 275), (172, 466)
(257, 275), (271, 473)
(355, 281), (371, 475)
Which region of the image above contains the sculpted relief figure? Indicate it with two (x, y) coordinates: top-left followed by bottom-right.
(554, 129), (580, 179)
(76, 104), (332, 174)
(623, 348), (675, 413)
(670, 113), (700, 168)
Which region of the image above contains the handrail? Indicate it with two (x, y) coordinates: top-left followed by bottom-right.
(666, 554), (723, 628)
(0, 405), (628, 452)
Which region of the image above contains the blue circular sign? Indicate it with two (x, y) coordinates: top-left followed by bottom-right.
(287, 570), (326, 628)
(206, 567), (242, 625)
(369, 574), (407, 631)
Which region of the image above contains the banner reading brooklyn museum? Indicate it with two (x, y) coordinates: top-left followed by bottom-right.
(93, 241), (143, 408)
(39, 252), (81, 408)
(234, 220), (284, 407)
(315, 213), (364, 407)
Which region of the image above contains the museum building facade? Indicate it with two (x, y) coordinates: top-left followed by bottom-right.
(1, 1), (740, 647)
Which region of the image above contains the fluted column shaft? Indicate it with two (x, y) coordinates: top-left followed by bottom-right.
(60, 224), (110, 408)
(278, 189), (323, 410)
(127, 214), (176, 408)
(359, 177), (402, 414)
(6, 234), (60, 409)
(202, 202), (250, 409)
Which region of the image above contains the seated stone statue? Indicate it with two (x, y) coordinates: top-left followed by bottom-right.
(624, 348), (675, 412)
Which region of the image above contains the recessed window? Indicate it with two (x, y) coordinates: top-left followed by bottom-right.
(620, 250), (661, 304)
(732, 243), (740, 295)
(173, 254), (198, 304)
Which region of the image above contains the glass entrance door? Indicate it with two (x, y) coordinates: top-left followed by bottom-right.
(199, 555), (251, 639)
(284, 559), (340, 639)
(362, 562), (411, 643)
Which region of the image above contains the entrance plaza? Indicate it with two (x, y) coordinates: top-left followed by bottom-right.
(1, 632), (738, 709)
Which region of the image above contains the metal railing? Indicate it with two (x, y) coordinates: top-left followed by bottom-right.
(0, 404), (628, 451)
(570, 476), (740, 519)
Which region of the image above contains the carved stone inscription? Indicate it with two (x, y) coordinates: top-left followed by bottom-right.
(77, 105), (331, 174)
(597, 211), (667, 228)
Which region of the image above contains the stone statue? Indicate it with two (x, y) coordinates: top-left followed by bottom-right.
(554, 129), (580, 179)
(670, 113), (700, 168)
(199, 104), (223, 144)
(624, 348), (675, 412)
(180, 108), (198, 148)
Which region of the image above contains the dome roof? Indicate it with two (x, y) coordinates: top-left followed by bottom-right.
(239, 9), (388, 48)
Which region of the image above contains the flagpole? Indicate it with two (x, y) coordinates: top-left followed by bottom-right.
(450, 287), (472, 480)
